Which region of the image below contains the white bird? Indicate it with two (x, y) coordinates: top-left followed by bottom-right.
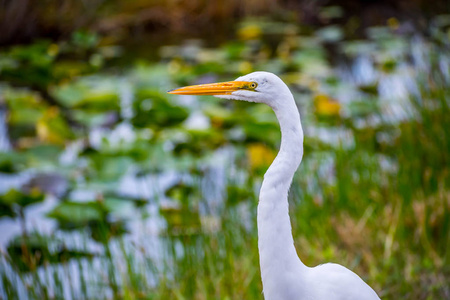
(168, 72), (380, 300)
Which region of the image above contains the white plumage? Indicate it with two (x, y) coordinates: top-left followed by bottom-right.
(169, 72), (381, 300)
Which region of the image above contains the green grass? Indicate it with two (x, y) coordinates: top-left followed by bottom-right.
(1, 76), (448, 299)
(1, 16), (449, 300)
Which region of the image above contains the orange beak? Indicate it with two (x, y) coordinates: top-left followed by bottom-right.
(168, 81), (251, 96)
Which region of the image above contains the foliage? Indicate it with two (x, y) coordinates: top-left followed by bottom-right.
(0, 11), (449, 300)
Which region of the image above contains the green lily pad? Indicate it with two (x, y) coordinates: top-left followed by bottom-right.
(7, 232), (94, 272)
(48, 201), (104, 227)
(0, 41), (54, 88)
(0, 188), (45, 218)
(358, 83), (379, 95)
(160, 205), (201, 236)
(4, 90), (46, 140)
(48, 200), (128, 241)
(53, 82), (119, 112)
(85, 154), (133, 182)
(172, 128), (227, 156)
(243, 121), (280, 147)
(0, 152), (27, 173)
(132, 89), (189, 128)
(347, 99), (380, 118)
(165, 181), (200, 206)
(226, 184), (254, 206)
(24, 144), (64, 167)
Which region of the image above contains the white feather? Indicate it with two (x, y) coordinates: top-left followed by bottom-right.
(218, 72), (380, 300)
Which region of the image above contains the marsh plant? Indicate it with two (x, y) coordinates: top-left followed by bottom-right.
(0, 13), (449, 300)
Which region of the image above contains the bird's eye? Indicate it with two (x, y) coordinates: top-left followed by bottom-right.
(250, 82), (258, 89)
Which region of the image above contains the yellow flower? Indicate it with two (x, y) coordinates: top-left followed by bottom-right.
(239, 61), (253, 74)
(314, 94), (341, 116)
(387, 18), (400, 30)
(47, 43), (59, 57)
(238, 24), (262, 40)
(247, 143), (276, 170)
(36, 107), (72, 145)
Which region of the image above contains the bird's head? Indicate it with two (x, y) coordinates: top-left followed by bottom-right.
(168, 71), (291, 107)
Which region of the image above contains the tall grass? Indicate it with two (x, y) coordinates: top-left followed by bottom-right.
(1, 30), (449, 300)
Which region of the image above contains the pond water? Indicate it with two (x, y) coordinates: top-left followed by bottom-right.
(0, 15), (449, 299)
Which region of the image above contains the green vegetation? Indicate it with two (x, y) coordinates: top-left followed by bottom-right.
(0, 10), (449, 300)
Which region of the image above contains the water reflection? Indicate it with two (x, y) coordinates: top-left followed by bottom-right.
(0, 14), (449, 299)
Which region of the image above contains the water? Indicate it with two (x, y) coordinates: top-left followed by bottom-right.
(0, 28), (444, 247)
(0, 17), (449, 299)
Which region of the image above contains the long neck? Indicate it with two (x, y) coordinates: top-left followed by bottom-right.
(257, 93), (306, 294)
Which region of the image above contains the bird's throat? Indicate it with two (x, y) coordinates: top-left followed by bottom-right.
(257, 96), (306, 298)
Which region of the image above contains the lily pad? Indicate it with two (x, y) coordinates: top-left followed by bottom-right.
(48, 200), (128, 241)
(0, 188), (45, 218)
(165, 181), (200, 206)
(53, 82), (119, 112)
(0, 152), (27, 173)
(172, 128), (227, 156)
(132, 89), (189, 128)
(85, 154), (133, 182)
(243, 121), (280, 147)
(47, 201), (104, 228)
(6, 232), (94, 272)
(160, 205), (201, 236)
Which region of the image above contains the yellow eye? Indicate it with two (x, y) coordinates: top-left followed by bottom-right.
(250, 82), (258, 89)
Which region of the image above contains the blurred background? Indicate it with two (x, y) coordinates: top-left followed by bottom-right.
(0, 0), (449, 299)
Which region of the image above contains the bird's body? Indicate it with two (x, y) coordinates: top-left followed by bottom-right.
(169, 72), (380, 300)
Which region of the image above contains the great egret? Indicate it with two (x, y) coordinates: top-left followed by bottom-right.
(168, 72), (380, 300)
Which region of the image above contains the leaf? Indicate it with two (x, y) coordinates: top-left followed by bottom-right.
(160, 205), (201, 236)
(53, 82), (119, 112)
(86, 155), (133, 182)
(165, 181), (200, 206)
(243, 121), (280, 147)
(0, 152), (27, 173)
(7, 232), (94, 272)
(0, 188), (45, 215)
(132, 89), (189, 128)
(347, 100), (380, 118)
(103, 197), (137, 219)
(4, 90), (46, 141)
(316, 26), (344, 43)
(24, 144), (63, 166)
(47, 201), (104, 228)
(358, 84), (379, 95)
(47, 200), (128, 241)
(36, 106), (75, 145)
(226, 184), (254, 206)
(172, 128), (226, 156)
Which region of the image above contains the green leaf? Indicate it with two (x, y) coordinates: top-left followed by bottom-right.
(47, 201), (104, 227)
(132, 89), (189, 128)
(7, 232), (94, 272)
(0, 188), (45, 213)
